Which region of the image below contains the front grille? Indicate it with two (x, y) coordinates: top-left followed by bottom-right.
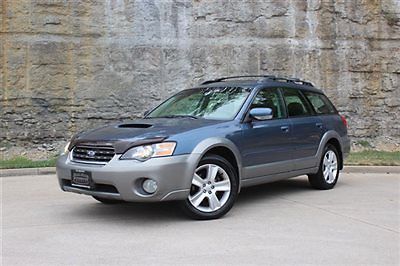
(72, 144), (115, 163)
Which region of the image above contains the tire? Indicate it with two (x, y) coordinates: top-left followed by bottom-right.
(180, 154), (239, 220)
(92, 196), (123, 204)
(308, 144), (341, 190)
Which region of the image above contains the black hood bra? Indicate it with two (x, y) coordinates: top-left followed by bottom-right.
(69, 118), (221, 154)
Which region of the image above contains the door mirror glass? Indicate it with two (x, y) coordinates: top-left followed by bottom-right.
(249, 108), (273, 121)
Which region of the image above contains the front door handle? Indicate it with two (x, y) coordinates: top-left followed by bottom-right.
(316, 123), (323, 129)
(280, 125), (289, 133)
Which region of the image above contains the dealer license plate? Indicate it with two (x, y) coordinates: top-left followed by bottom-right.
(71, 170), (92, 189)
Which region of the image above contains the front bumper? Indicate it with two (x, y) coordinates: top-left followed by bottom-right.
(56, 153), (201, 202)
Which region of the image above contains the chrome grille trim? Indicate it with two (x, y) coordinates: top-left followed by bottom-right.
(71, 144), (115, 164)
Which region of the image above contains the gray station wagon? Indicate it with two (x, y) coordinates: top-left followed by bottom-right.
(57, 75), (350, 219)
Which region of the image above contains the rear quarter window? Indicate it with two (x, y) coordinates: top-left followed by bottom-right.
(303, 91), (337, 115)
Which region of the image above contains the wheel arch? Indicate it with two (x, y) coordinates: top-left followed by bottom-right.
(326, 138), (343, 170)
(192, 138), (243, 191)
(317, 131), (344, 170)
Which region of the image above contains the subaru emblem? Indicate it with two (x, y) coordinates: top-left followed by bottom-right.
(87, 150), (96, 157)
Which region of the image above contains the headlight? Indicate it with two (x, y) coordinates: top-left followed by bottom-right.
(120, 142), (176, 161)
(62, 141), (71, 155)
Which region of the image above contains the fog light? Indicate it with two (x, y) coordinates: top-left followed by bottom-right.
(142, 179), (158, 194)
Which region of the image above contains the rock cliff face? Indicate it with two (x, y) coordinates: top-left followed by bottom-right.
(1, 0), (399, 153)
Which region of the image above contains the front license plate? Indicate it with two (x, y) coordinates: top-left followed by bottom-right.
(71, 170), (92, 189)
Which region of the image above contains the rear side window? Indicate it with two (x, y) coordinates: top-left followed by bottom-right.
(250, 88), (286, 119)
(281, 88), (313, 117)
(303, 91), (337, 114)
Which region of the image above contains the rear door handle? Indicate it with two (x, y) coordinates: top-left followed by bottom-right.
(280, 125), (289, 133)
(316, 123), (323, 129)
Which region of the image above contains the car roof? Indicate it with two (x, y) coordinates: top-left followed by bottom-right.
(195, 76), (324, 94)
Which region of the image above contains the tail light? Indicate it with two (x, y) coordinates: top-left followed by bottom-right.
(340, 115), (348, 127)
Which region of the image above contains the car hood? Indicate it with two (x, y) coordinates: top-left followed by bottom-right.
(70, 118), (222, 153)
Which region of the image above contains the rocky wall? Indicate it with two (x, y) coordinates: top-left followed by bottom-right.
(1, 0), (399, 155)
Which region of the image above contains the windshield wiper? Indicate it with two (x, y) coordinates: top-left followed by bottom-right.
(155, 115), (199, 119)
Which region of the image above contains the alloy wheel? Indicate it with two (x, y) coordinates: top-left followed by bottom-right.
(188, 164), (231, 212)
(323, 150), (338, 184)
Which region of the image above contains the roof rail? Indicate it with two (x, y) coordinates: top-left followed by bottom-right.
(270, 76), (314, 87)
(201, 75), (313, 87)
(201, 75), (276, 85)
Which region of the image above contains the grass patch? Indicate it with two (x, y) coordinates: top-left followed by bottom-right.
(346, 151), (400, 166)
(0, 156), (57, 169)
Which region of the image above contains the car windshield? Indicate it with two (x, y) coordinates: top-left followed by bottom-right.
(147, 87), (250, 120)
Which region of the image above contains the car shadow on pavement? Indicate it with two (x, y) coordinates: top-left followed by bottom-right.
(236, 176), (313, 205)
(68, 201), (184, 223)
(67, 176), (318, 223)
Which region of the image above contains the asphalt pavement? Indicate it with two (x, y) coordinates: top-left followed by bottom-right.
(1, 172), (399, 265)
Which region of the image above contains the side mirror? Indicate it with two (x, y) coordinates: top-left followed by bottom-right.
(143, 110), (150, 117)
(249, 108), (273, 121)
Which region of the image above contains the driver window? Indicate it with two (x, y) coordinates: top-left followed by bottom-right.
(250, 88), (286, 119)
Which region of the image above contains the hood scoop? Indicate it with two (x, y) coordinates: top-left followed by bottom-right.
(117, 123), (152, 129)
